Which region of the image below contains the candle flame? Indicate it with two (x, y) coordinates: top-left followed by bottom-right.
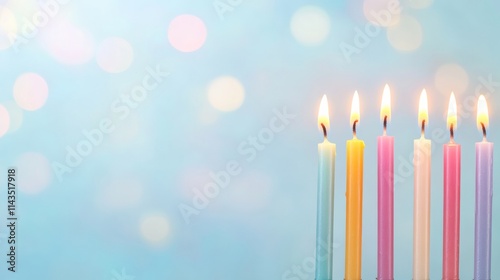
(418, 89), (428, 127)
(350, 91), (360, 126)
(380, 84), (391, 122)
(318, 94), (330, 134)
(477, 94), (489, 131)
(447, 92), (457, 130)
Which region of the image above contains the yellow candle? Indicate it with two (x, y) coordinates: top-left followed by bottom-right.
(345, 91), (365, 280)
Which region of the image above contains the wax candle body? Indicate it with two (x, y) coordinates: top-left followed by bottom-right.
(443, 143), (461, 280)
(315, 139), (336, 280)
(474, 141), (493, 280)
(413, 137), (431, 280)
(345, 139), (364, 280)
(377, 135), (394, 280)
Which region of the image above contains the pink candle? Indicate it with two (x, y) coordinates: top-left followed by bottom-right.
(377, 85), (394, 280)
(443, 93), (461, 280)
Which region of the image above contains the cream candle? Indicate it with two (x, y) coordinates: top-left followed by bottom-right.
(413, 89), (431, 280)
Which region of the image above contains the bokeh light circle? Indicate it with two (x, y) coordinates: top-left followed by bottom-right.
(16, 152), (53, 194)
(168, 14), (207, 52)
(434, 63), (469, 96)
(40, 17), (94, 65)
(0, 7), (18, 50)
(96, 37), (134, 73)
(386, 15), (422, 51)
(140, 214), (170, 246)
(13, 73), (49, 111)
(290, 6), (331, 46)
(363, 0), (401, 27)
(207, 76), (245, 112)
(0, 104), (10, 137)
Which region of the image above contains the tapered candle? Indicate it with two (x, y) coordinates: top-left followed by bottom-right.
(315, 95), (336, 280)
(377, 84), (394, 280)
(413, 89), (431, 280)
(443, 92), (461, 280)
(345, 91), (365, 280)
(474, 95), (494, 280)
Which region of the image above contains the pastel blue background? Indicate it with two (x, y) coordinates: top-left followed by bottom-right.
(0, 0), (499, 279)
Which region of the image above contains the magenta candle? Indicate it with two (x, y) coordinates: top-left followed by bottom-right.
(377, 84), (394, 280)
(474, 95), (494, 280)
(443, 93), (461, 280)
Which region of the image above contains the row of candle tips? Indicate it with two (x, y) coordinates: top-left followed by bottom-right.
(318, 84), (490, 141)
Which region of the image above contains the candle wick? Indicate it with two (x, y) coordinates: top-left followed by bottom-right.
(481, 122), (487, 141)
(450, 124), (454, 142)
(421, 119), (426, 137)
(383, 115), (387, 135)
(321, 123), (327, 139)
(352, 120), (358, 138)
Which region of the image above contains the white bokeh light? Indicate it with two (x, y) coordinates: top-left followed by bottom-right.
(13, 72), (49, 111)
(207, 76), (245, 112)
(140, 214), (170, 246)
(363, 0), (401, 27)
(434, 63), (469, 96)
(168, 14), (207, 52)
(290, 6), (331, 46)
(16, 152), (53, 194)
(96, 37), (134, 73)
(0, 6), (18, 50)
(39, 17), (94, 65)
(0, 104), (10, 137)
(386, 15), (422, 51)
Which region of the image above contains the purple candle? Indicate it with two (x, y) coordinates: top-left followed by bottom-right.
(474, 95), (494, 280)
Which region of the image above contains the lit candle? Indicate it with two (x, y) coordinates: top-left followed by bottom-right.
(345, 91), (365, 280)
(315, 95), (336, 280)
(413, 89), (431, 280)
(377, 84), (394, 280)
(474, 95), (494, 280)
(443, 92), (461, 280)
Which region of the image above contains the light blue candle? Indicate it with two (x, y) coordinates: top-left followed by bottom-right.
(474, 95), (494, 280)
(315, 95), (335, 280)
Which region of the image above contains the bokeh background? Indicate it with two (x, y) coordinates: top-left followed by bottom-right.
(0, 0), (499, 279)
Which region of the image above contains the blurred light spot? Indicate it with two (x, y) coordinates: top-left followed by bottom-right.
(140, 214), (170, 246)
(386, 15), (422, 51)
(96, 177), (143, 211)
(207, 76), (245, 112)
(434, 63), (469, 96)
(96, 37), (134, 73)
(3, 101), (20, 133)
(16, 152), (52, 194)
(363, 0), (400, 27)
(0, 7), (18, 50)
(13, 72), (48, 111)
(0, 104), (10, 137)
(40, 17), (94, 65)
(177, 167), (212, 199)
(409, 0), (433, 9)
(290, 6), (331, 46)
(168, 14), (207, 52)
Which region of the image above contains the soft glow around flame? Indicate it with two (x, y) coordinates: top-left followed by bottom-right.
(350, 91), (360, 126)
(447, 92), (457, 130)
(318, 94), (330, 133)
(477, 94), (489, 131)
(380, 84), (391, 122)
(418, 89), (428, 126)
